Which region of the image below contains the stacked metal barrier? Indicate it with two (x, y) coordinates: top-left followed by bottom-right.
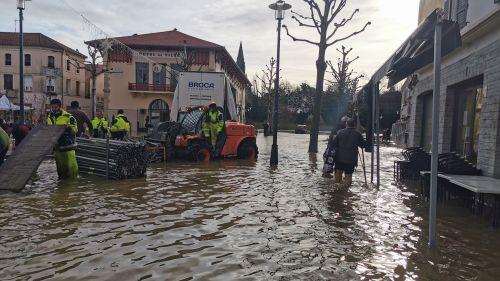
(76, 138), (147, 180)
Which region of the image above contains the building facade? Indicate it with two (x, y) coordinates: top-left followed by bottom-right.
(400, 0), (500, 178)
(85, 30), (250, 136)
(0, 32), (88, 122)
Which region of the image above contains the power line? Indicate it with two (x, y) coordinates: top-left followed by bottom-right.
(60, 0), (180, 74)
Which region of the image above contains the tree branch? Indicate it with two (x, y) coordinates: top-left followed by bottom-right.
(327, 21), (371, 46)
(283, 25), (320, 46)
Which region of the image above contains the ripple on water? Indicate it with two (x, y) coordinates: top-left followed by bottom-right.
(1, 133), (500, 280)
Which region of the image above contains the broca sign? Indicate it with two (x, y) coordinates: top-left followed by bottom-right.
(188, 82), (215, 89)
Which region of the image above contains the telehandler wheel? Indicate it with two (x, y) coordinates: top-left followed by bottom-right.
(237, 139), (259, 160)
(187, 141), (212, 162)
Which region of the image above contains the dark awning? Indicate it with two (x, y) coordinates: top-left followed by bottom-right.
(366, 9), (462, 88)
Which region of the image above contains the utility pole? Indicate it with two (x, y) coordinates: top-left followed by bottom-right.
(17, 0), (28, 124)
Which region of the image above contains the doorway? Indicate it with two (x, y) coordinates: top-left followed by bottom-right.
(148, 99), (170, 129)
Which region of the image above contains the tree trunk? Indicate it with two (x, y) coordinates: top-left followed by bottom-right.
(308, 45), (327, 153)
(92, 73), (97, 119)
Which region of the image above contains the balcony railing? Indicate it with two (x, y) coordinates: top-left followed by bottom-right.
(128, 83), (174, 93)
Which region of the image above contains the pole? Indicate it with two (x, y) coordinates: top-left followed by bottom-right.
(106, 135), (110, 179)
(92, 74), (97, 119)
(375, 82), (380, 188)
(270, 18), (282, 166)
(359, 149), (367, 186)
(18, 6), (25, 124)
(429, 16), (443, 248)
(371, 83), (375, 182)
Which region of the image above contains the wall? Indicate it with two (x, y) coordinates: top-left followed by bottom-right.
(419, 0), (445, 23)
(468, 0), (500, 27)
(0, 46), (88, 122)
(406, 26), (500, 177)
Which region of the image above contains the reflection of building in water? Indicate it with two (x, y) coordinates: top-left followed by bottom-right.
(400, 0), (500, 177)
(85, 29), (250, 136)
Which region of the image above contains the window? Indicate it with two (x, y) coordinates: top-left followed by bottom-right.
(46, 77), (55, 93)
(135, 62), (149, 84)
(66, 79), (71, 94)
(76, 81), (80, 96)
(5, 53), (12, 66)
(3, 74), (13, 90)
(25, 54), (31, 66)
(66, 59), (71, 71)
(153, 64), (166, 85)
(170, 64), (184, 89)
(24, 76), (33, 92)
(48, 56), (55, 68)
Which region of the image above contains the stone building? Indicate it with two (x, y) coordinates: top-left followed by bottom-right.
(400, 0), (500, 178)
(85, 29), (250, 136)
(0, 32), (88, 121)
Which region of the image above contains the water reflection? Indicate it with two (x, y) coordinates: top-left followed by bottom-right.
(0, 133), (500, 280)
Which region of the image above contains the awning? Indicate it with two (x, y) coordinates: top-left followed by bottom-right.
(365, 9), (462, 89)
(0, 95), (32, 111)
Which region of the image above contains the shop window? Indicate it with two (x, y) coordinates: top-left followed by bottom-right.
(135, 62), (149, 84)
(25, 54), (31, 66)
(5, 53), (12, 66)
(3, 74), (13, 90)
(48, 56), (55, 68)
(451, 81), (483, 164)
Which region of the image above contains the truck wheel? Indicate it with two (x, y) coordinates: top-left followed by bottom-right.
(187, 141), (212, 162)
(237, 140), (258, 160)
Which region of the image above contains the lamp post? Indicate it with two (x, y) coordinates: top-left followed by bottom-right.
(17, 0), (30, 124)
(269, 0), (291, 166)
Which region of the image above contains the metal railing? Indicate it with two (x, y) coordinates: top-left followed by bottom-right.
(128, 83), (174, 93)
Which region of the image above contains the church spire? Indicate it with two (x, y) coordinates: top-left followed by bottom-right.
(236, 41), (246, 73)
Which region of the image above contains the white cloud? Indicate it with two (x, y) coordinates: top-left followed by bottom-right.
(0, 0), (420, 86)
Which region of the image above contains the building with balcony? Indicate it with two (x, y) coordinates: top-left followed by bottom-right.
(85, 29), (250, 135)
(399, 0), (500, 178)
(0, 32), (88, 122)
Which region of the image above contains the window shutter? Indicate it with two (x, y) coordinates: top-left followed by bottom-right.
(444, 0), (451, 20)
(456, 0), (468, 29)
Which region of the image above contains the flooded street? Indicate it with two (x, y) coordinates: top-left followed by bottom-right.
(1, 133), (500, 280)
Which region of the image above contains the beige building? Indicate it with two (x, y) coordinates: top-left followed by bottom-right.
(0, 32), (89, 122)
(85, 29), (250, 136)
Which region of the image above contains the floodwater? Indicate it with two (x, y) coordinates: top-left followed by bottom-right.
(1, 133), (500, 281)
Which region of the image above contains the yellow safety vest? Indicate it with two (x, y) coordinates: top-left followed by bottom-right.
(47, 110), (78, 150)
(110, 114), (130, 133)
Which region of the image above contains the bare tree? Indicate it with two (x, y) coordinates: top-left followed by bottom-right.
(255, 58), (277, 130)
(166, 45), (204, 88)
(86, 44), (104, 119)
(284, 0), (370, 152)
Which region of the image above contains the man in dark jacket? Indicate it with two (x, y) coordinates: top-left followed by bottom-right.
(68, 100), (92, 137)
(331, 118), (365, 188)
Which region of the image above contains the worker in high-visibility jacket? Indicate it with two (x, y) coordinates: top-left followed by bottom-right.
(110, 109), (130, 140)
(91, 110), (109, 139)
(202, 102), (224, 148)
(47, 99), (79, 179)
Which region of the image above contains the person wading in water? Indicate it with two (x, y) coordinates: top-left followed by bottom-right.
(330, 118), (365, 188)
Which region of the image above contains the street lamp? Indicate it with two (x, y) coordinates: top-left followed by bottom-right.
(269, 0), (291, 166)
(17, 0), (30, 124)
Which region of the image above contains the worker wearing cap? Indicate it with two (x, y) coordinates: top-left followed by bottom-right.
(47, 99), (79, 179)
(202, 102), (224, 148)
(91, 110), (109, 139)
(110, 109), (130, 140)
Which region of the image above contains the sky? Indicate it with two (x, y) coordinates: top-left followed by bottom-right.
(0, 0), (420, 86)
